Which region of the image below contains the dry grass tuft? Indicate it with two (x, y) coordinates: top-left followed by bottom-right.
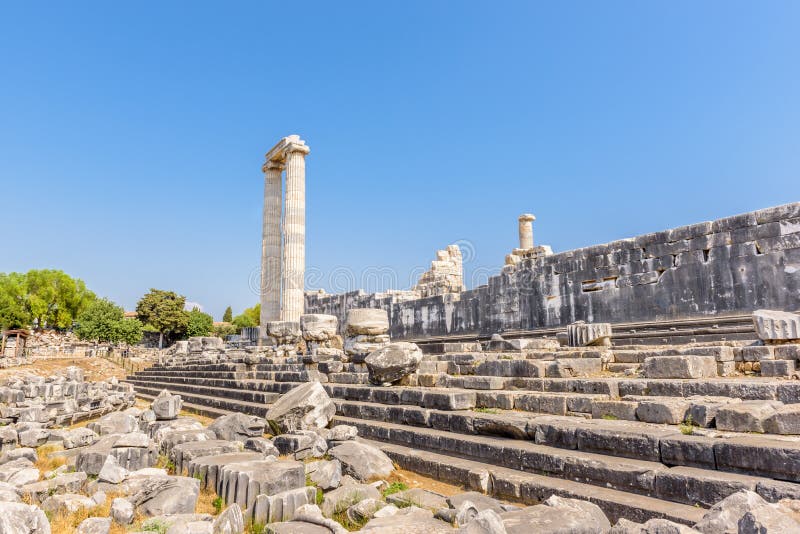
(47, 491), (127, 534)
(35, 443), (66, 474)
(195, 486), (223, 516)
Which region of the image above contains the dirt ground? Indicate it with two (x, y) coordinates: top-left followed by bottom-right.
(0, 356), (128, 381)
(385, 468), (465, 497)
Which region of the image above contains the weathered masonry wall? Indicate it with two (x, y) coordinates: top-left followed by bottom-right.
(306, 202), (800, 340)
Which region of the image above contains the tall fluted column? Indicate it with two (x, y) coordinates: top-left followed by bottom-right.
(260, 162), (283, 327)
(518, 213), (536, 250)
(281, 143), (310, 322)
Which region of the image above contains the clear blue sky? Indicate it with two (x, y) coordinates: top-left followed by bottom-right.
(2, 2), (798, 320)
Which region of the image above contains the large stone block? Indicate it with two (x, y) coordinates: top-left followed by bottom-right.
(345, 309), (389, 336)
(715, 401), (783, 433)
(328, 441), (394, 482)
(266, 381), (335, 434)
(208, 413), (266, 442)
(300, 314), (338, 341)
(365, 342), (423, 385)
(151, 390), (182, 421)
(642, 355), (717, 379)
(753, 309), (800, 342)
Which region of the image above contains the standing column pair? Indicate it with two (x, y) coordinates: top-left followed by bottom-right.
(259, 136), (310, 327)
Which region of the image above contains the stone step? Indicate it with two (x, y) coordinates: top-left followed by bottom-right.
(134, 388), (702, 526)
(333, 416), (800, 506)
(135, 371), (249, 380)
(129, 375), (479, 411)
(134, 391), (233, 420)
(126, 379), (281, 404)
(365, 438), (705, 526)
(331, 398), (800, 478)
(129, 383), (271, 417)
(133, 364), (800, 403)
(143, 362), (246, 372)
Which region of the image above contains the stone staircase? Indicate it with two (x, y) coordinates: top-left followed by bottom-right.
(125, 343), (800, 526)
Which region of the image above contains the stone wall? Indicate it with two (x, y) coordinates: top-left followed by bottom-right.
(306, 202), (800, 339)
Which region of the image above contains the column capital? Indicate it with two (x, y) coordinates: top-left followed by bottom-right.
(284, 141), (310, 156)
(519, 213), (536, 222)
(262, 160), (284, 173)
(264, 134), (310, 163)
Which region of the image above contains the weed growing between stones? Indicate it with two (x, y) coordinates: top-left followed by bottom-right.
(381, 481), (408, 498)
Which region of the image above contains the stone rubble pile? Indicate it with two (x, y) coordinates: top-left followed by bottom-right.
(0, 366), (134, 427)
(5, 380), (799, 533)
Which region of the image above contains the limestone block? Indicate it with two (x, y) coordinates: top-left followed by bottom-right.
(98, 455), (129, 484)
(567, 321), (612, 347)
(152, 390), (182, 421)
(753, 309), (800, 342)
(88, 412), (138, 436)
(500, 495), (611, 533)
(266, 321), (302, 344)
(715, 401), (783, 432)
(763, 404), (800, 434)
(642, 355), (717, 379)
(0, 502), (50, 534)
(273, 431), (327, 460)
(760, 359), (796, 377)
(63, 428), (99, 449)
(591, 400), (639, 421)
(243, 437), (279, 457)
(20, 472), (87, 504)
(201, 337), (224, 351)
(128, 475), (200, 517)
(345, 309), (389, 336)
(327, 441), (394, 482)
(111, 497), (134, 524)
(687, 397), (742, 428)
(208, 413), (266, 442)
(635, 398), (691, 425)
(694, 490), (771, 533)
(365, 342), (423, 385)
(187, 338), (203, 352)
(300, 314), (338, 341)
(775, 344), (800, 359)
(266, 381), (335, 434)
(320, 483), (381, 517)
(345, 498), (385, 524)
(305, 460), (342, 490)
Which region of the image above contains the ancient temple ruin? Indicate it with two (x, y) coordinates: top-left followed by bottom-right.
(113, 143), (800, 531)
(259, 135), (310, 326)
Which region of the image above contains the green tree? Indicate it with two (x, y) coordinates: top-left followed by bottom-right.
(117, 316), (144, 345)
(213, 323), (238, 338)
(75, 298), (143, 345)
(135, 289), (189, 348)
(222, 306), (233, 323)
(0, 272), (30, 329)
(232, 303), (260, 329)
(0, 270), (95, 330)
(186, 307), (213, 337)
